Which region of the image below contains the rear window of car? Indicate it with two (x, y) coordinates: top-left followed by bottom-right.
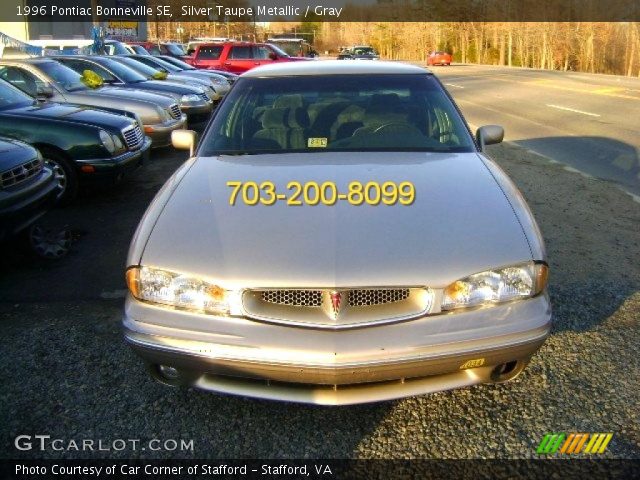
(198, 46), (223, 60)
(199, 74), (475, 156)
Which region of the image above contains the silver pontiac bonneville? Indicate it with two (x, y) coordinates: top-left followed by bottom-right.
(124, 61), (551, 405)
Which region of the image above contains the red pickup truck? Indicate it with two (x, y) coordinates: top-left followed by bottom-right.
(184, 42), (308, 74)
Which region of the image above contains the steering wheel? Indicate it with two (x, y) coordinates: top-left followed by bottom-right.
(373, 122), (422, 135)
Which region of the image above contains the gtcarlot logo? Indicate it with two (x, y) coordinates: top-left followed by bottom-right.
(14, 435), (194, 452)
(536, 433), (613, 455)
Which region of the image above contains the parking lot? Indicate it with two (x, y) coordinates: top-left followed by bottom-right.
(1, 66), (639, 459)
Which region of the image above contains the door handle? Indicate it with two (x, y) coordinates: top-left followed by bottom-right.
(254, 62), (260, 65)
(224, 62), (231, 65)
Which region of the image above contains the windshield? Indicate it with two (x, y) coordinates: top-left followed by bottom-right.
(38, 61), (88, 91)
(0, 80), (34, 109)
(96, 58), (147, 83)
(130, 45), (150, 55)
(161, 56), (195, 70)
(105, 41), (131, 55)
(165, 43), (186, 56)
(200, 74), (474, 156)
(270, 42), (301, 57)
(267, 44), (290, 58)
(114, 57), (163, 78)
(138, 56), (180, 73)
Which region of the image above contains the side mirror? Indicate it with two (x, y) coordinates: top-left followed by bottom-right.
(268, 52), (278, 61)
(36, 84), (54, 101)
(171, 129), (197, 156)
(476, 125), (504, 150)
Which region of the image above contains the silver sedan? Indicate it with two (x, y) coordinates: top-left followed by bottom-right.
(124, 61), (551, 405)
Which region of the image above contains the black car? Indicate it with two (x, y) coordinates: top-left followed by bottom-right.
(0, 79), (151, 204)
(0, 137), (58, 242)
(337, 46), (380, 60)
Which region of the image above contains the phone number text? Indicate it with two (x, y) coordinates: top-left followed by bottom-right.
(227, 181), (415, 206)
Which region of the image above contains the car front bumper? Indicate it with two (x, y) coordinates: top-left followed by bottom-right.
(144, 117), (186, 148)
(77, 137), (151, 185)
(0, 170), (58, 241)
(123, 293), (552, 405)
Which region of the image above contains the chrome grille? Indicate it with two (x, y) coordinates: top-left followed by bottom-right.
(122, 124), (144, 150)
(348, 289), (410, 306)
(169, 104), (181, 119)
(1, 158), (43, 189)
(244, 287), (433, 329)
(262, 290), (322, 307)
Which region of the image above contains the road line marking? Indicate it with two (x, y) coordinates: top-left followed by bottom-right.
(546, 104), (601, 117)
(444, 83), (465, 89)
(622, 189), (640, 204)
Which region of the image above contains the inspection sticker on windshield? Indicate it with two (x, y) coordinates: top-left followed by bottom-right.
(307, 137), (328, 148)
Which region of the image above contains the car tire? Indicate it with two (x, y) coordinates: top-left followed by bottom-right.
(23, 224), (72, 260)
(41, 150), (78, 206)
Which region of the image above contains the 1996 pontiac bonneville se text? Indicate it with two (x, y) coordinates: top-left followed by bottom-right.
(123, 61), (551, 405)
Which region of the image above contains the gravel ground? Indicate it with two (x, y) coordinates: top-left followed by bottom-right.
(0, 143), (638, 459)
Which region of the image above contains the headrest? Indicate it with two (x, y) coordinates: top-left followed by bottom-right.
(274, 94), (304, 109)
(288, 107), (309, 128)
(336, 104), (365, 123)
(252, 106), (268, 121)
(261, 108), (290, 129)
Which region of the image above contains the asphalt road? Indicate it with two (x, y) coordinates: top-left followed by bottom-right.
(1, 66), (639, 460)
(431, 64), (640, 198)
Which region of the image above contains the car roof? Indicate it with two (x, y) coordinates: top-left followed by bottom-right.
(197, 41), (264, 48)
(0, 58), (55, 65)
(242, 60), (431, 78)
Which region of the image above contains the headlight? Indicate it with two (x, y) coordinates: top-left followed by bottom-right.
(126, 266), (229, 315)
(99, 129), (116, 153)
(111, 132), (124, 151)
(441, 261), (548, 311)
(180, 94), (201, 103)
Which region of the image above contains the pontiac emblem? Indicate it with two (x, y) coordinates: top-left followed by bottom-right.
(329, 291), (342, 318)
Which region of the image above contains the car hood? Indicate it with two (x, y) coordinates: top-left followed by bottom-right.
(77, 87), (176, 108)
(121, 80), (201, 96)
(7, 102), (132, 131)
(0, 138), (36, 169)
(140, 152), (533, 288)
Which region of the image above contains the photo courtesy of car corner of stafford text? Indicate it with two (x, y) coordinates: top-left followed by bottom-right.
(0, 0), (638, 478)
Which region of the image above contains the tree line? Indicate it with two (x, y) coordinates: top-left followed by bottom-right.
(311, 22), (640, 76)
(147, 17), (640, 77)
